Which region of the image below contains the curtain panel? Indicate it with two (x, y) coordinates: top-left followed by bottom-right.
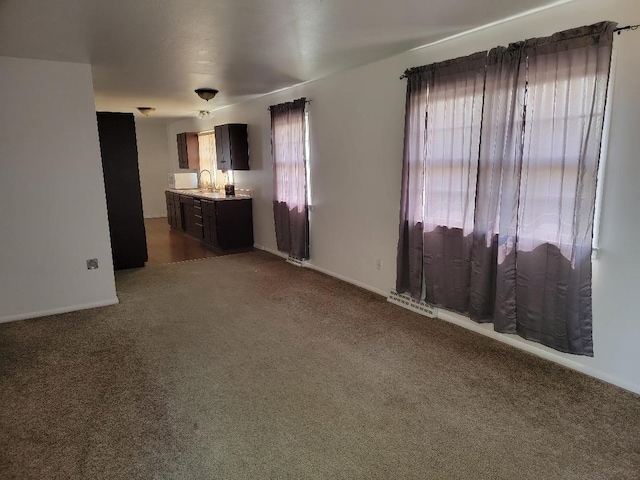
(396, 22), (616, 356)
(270, 98), (309, 260)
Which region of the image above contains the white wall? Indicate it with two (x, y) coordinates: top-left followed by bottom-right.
(166, 0), (640, 394)
(0, 57), (118, 322)
(135, 120), (172, 218)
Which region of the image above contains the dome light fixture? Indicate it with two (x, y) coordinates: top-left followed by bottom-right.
(196, 110), (214, 120)
(195, 88), (219, 101)
(137, 107), (156, 116)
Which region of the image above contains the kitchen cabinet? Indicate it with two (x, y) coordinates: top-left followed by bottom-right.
(165, 191), (182, 229)
(179, 195), (203, 240)
(166, 191), (175, 227)
(97, 112), (148, 270)
(202, 199), (253, 250)
(177, 132), (200, 169)
(214, 124), (249, 170)
(166, 191), (253, 251)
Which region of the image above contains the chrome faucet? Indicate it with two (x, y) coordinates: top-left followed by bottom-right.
(199, 169), (212, 190)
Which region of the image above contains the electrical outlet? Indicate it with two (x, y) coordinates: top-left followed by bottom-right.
(376, 259), (382, 271)
(86, 258), (99, 270)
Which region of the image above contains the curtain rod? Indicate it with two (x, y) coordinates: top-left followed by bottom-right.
(614, 24), (639, 34)
(399, 23), (639, 80)
(267, 99), (312, 112)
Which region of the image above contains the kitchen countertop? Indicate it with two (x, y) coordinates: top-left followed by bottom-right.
(167, 188), (252, 201)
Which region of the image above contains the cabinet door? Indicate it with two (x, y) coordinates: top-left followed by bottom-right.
(177, 132), (199, 169)
(202, 200), (218, 247)
(173, 193), (183, 229)
(165, 191), (174, 226)
(215, 125), (231, 170)
(176, 133), (188, 169)
(185, 133), (200, 169)
(228, 124), (249, 170)
(216, 199), (254, 249)
(180, 195), (194, 233)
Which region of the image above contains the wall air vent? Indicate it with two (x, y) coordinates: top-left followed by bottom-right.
(387, 290), (437, 318)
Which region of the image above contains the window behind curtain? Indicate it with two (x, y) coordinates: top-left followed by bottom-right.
(424, 68), (484, 234)
(272, 109), (307, 209)
(517, 55), (609, 257)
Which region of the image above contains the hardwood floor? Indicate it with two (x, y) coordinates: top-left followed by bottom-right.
(144, 217), (222, 266)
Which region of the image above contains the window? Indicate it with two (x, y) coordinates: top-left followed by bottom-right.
(197, 132), (233, 190)
(423, 81), (483, 233)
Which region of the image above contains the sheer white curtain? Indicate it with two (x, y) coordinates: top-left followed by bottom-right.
(270, 98), (309, 259)
(198, 132), (232, 190)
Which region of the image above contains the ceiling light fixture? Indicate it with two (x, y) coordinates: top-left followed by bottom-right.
(196, 110), (214, 120)
(137, 107), (156, 116)
(195, 88), (219, 101)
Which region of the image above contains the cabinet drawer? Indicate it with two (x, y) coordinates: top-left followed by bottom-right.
(179, 195), (194, 206)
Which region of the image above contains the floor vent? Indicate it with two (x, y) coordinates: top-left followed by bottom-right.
(387, 290), (437, 318)
(286, 256), (304, 267)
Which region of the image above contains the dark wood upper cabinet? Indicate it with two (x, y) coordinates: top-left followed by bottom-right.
(214, 124), (249, 170)
(97, 112), (148, 270)
(177, 132), (200, 169)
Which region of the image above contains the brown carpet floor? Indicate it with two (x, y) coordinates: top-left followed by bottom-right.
(1, 251), (639, 479)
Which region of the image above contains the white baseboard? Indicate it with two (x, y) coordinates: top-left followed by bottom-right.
(304, 262), (388, 297)
(0, 297), (120, 324)
(253, 244), (387, 297)
(254, 243), (288, 259)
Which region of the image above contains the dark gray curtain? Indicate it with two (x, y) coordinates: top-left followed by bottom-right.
(270, 98), (309, 260)
(396, 70), (428, 298)
(397, 22), (616, 356)
(397, 53), (487, 300)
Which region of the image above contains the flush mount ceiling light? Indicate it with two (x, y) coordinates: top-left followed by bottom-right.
(196, 110), (214, 120)
(195, 88), (219, 101)
(137, 107), (156, 116)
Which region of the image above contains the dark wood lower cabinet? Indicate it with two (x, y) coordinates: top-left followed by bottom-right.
(202, 200), (218, 247)
(179, 195), (203, 240)
(202, 199), (253, 250)
(167, 192), (253, 251)
(166, 191), (175, 227)
(166, 191), (182, 229)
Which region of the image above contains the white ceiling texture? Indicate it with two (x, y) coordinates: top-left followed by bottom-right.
(0, 0), (566, 122)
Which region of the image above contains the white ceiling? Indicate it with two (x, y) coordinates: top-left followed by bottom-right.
(0, 0), (565, 123)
